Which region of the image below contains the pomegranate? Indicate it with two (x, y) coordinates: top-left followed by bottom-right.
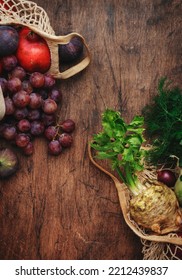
(16, 27), (51, 73)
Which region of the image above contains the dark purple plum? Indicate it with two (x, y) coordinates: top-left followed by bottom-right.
(59, 36), (83, 63)
(0, 26), (19, 57)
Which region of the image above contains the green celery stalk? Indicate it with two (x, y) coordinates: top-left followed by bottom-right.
(91, 109), (146, 195)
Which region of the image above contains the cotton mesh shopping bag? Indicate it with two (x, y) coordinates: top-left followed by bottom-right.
(88, 143), (182, 260)
(0, 0), (91, 119)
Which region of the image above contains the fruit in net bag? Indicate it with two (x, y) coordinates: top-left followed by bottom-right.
(0, 26), (19, 57)
(16, 27), (51, 73)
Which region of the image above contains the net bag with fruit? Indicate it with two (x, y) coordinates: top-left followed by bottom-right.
(0, 0), (90, 78)
(89, 81), (182, 260)
(0, 0), (90, 119)
(0, 1), (90, 170)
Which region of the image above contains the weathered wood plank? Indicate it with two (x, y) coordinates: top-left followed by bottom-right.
(0, 0), (181, 260)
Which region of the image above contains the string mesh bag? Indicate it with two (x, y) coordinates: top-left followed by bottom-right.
(0, 0), (91, 119)
(88, 143), (182, 260)
(0, 0), (55, 35)
(0, 0), (91, 79)
(142, 238), (182, 260)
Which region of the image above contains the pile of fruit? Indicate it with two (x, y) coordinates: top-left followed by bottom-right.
(0, 24), (83, 178)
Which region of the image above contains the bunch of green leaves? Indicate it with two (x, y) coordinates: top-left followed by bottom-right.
(91, 109), (146, 194)
(142, 77), (182, 167)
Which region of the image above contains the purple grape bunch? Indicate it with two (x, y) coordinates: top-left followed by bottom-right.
(0, 55), (75, 156)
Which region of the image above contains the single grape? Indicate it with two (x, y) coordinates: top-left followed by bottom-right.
(28, 109), (41, 121)
(3, 125), (17, 140)
(10, 66), (26, 80)
(7, 77), (22, 93)
(49, 88), (62, 103)
(44, 125), (57, 140)
(4, 96), (15, 115)
(58, 133), (73, 148)
(2, 55), (18, 72)
(17, 119), (31, 132)
(48, 140), (62, 156)
(12, 90), (30, 108)
(30, 120), (45, 136)
(30, 72), (45, 88)
(23, 142), (34, 156)
(22, 80), (33, 94)
(15, 133), (30, 148)
(42, 98), (57, 114)
(41, 113), (56, 127)
(14, 108), (29, 120)
(60, 119), (75, 133)
(39, 89), (49, 100)
(24, 132), (33, 142)
(29, 92), (42, 109)
(44, 74), (55, 88)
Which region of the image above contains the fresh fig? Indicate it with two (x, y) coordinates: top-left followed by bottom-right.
(0, 26), (19, 57)
(0, 148), (19, 178)
(59, 36), (83, 63)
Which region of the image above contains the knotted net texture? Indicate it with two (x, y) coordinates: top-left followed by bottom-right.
(142, 239), (182, 260)
(0, 0), (55, 35)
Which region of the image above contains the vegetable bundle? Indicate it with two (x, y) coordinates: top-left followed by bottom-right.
(90, 79), (182, 235)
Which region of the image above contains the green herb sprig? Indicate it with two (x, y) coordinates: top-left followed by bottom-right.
(142, 77), (182, 166)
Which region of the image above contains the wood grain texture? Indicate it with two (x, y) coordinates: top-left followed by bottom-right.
(0, 0), (181, 260)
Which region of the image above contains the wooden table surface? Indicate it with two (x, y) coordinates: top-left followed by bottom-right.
(0, 0), (181, 260)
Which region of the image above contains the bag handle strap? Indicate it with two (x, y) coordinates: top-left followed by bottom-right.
(43, 32), (91, 79)
(88, 142), (182, 245)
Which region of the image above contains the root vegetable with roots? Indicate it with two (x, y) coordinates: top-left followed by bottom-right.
(91, 108), (182, 235)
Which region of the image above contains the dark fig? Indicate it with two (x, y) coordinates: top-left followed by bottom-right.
(59, 36), (83, 63)
(0, 26), (19, 57)
(0, 147), (19, 178)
